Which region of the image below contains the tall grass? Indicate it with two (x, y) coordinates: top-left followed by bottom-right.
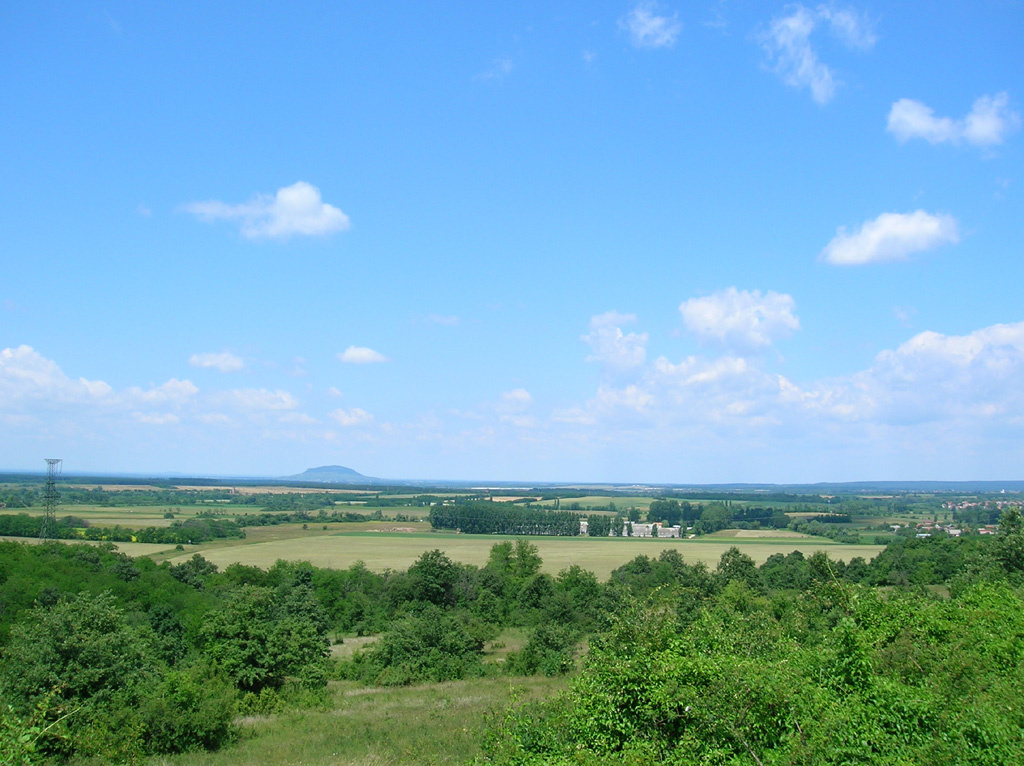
(147, 676), (564, 766)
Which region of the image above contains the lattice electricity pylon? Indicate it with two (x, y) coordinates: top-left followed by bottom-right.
(39, 458), (62, 541)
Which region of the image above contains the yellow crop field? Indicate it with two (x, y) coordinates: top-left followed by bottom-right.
(169, 528), (884, 580)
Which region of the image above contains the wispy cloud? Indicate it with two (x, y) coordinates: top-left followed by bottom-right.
(888, 93), (1021, 147)
(498, 388), (533, 412)
(620, 2), (682, 48)
(133, 412), (179, 426)
(821, 211), (959, 266)
(338, 346), (388, 364)
(189, 351), (244, 373)
(331, 407), (374, 427)
(476, 56), (514, 82)
(427, 314), (460, 327)
(184, 181), (350, 239)
(128, 379), (198, 405)
(760, 4), (876, 104)
(221, 388), (298, 411)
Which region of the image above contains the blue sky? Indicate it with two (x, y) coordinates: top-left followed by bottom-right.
(2, 1), (1023, 483)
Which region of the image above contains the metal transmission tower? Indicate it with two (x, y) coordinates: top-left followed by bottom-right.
(39, 458), (62, 541)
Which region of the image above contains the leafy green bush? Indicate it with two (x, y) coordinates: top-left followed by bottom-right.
(342, 606), (493, 685)
(505, 623), (579, 676)
(137, 661), (237, 754)
(481, 582), (1024, 765)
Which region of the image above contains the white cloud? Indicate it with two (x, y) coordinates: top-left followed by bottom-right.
(328, 386), (344, 397)
(620, 2), (682, 48)
(654, 355), (751, 386)
(0, 345), (112, 404)
(821, 210), (959, 266)
(331, 407), (374, 427)
(836, 322), (1024, 425)
(582, 311), (648, 369)
(887, 93), (1021, 147)
(189, 351), (244, 372)
(562, 317), (1024, 440)
(591, 384), (654, 414)
(679, 288), (799, 352)
(184, 181), (350, 239)
(760, 4), (876, 104)
(223, 388), (299, 411)
(128, 378), (199, 405)
(338, 346), (388, 364)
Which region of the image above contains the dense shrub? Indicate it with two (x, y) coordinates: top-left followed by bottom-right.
(341, 606), (494, 685)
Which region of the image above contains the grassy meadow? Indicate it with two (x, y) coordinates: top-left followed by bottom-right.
(147, 675), (565, 766)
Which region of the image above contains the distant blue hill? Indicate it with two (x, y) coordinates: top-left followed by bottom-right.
(282, 465), (384, 484)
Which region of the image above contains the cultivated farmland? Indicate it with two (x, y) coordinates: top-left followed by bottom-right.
(167, 526), (884, 580)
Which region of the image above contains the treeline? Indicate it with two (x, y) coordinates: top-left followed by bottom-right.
(237, 509), (380, 526)
(235, 508), (418, 526)
(0, 513), (244, 544)
(789, 517), (861, 544)
(646, 499), (791, 530)
(429, 501), (581, 535)
(427, 499), (796, 538)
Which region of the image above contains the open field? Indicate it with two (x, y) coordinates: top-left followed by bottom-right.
(169, 527), (884, 579)
(150, 675), (565, 766)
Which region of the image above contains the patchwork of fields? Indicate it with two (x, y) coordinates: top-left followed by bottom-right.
(167, 525), (883, 579)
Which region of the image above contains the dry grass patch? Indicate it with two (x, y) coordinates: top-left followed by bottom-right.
(713, 529), (815, 539)
(330, 636), (379, 660)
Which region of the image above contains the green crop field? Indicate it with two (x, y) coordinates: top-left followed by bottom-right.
(169, 526), (883, 579)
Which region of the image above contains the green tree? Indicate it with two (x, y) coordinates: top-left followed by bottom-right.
(715, 546), (758, 589)
(200, 584), (329, 693)
(996, 507), (1024, 575)
(0, 591), (159, 759)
